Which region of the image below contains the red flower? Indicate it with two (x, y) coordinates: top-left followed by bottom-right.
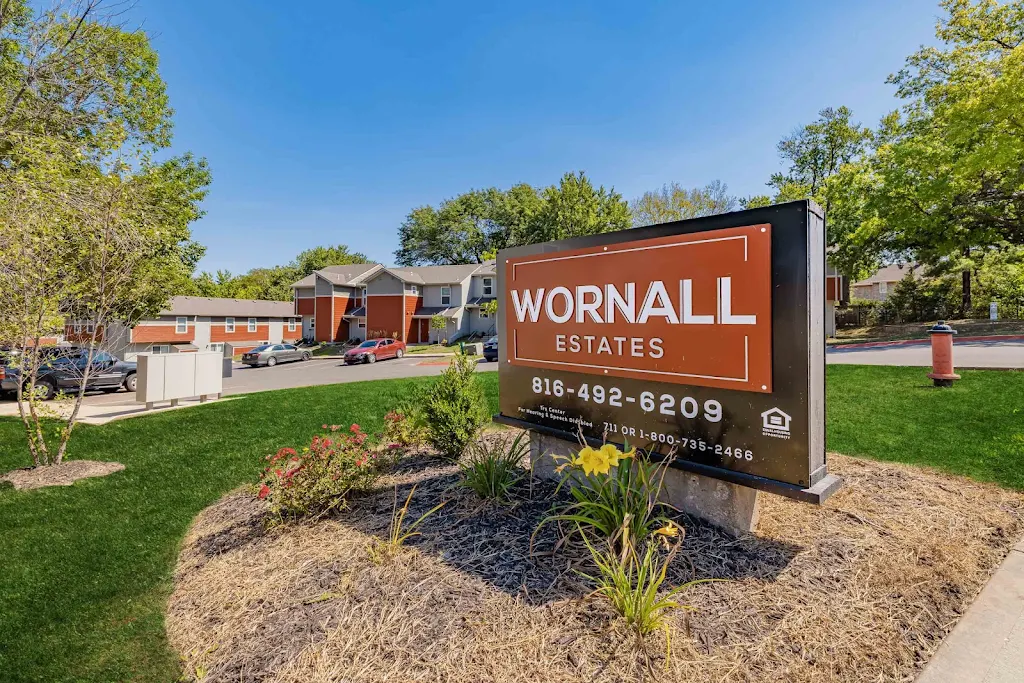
(257, 484), (270, 500)
(350, 424), (361, 433)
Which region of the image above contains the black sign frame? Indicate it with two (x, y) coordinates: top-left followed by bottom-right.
(493, 200), (841, 504)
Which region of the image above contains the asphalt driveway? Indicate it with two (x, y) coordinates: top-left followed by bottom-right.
(827, 339), (1024, 368)
(0, 356), (500, 414)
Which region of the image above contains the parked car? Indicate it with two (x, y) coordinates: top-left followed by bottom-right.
(483, 336), (498, 362)
(241, 344), (311, 367)
(1, 349), (136, 400)
(343, 338), (406, 364)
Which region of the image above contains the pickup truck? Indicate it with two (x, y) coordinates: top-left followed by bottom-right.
(0, 348), (137, 400)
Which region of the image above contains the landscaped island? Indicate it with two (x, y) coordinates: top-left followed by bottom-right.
(1, 366), (1023, 681)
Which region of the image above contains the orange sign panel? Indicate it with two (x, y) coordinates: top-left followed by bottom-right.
(504, 224), (773, 393)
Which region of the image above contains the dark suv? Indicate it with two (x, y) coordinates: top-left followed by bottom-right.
(0, 349), (137, 400)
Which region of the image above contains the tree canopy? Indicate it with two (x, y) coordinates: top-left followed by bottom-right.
(826, 0), (1024, 305)
(630, 180), (737, 226)
(185, 244), (371, 301)
(395, 172), (630, 265)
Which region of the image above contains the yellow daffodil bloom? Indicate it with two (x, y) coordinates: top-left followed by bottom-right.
(574, 446), (612, 476)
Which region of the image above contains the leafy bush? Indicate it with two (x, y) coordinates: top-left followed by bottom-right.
(420, 354), (489, 459)
(459, 431), (528, 503)
(536, 442), (673, 553)
(381, 408), (427, 449)
(257, 424), (380, 521)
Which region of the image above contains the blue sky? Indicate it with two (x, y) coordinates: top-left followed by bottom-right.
(136, 0), (942, 274)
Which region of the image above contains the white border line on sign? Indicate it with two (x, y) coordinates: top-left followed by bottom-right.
(509, 232), (754, 382)
(512, 329), (750, 383)
(510, 234), (748, 280)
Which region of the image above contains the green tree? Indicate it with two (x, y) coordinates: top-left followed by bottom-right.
(830, 0), (1024, 312)
(430, 314), (447, 343)
(525, 171), (632, 243)
(395, 184), (542, 265)
(630, 180), (737, 227)
(293, 244), (370, 276)
(0, 0), (211, 467)
(186, 243), (370, 301)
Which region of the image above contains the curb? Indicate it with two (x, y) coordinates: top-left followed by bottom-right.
(916, 540), (1024, 682)
(828, 334), (1024, 351)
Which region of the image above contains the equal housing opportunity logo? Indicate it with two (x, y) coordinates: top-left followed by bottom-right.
(761, 407), (791, 439)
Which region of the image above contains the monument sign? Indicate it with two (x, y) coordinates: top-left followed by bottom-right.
(494, 200), (840, 503)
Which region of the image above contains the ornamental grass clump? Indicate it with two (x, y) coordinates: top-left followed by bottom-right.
(257, 424), (380, 522)
(459, 431), (528, 503)
(580, 522), (716, 665)
(420, 354), (489, 460)
(367, 484), (447, 563)
(536, 441), (674, 553)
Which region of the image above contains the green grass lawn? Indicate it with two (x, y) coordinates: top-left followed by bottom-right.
(0, 366), (1022, 681)
(826, 365), (1024, 488)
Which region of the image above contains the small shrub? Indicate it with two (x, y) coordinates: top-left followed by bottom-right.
(380, 408), (427, 449)
(460, 431), (528, 503)
(420, 354), (488, 459)
(367, 484), (447, 563)
(536, 442), (673, 553)
(257, 424), (380, 521)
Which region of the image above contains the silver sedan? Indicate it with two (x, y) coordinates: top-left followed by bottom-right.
(241, 344), (311, 367)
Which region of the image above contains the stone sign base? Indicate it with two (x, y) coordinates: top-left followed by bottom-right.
(529, 431), (760, 537)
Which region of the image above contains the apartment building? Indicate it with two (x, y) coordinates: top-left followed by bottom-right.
(292, 262), (497, 344)
(94, 296), (301, 359)
(294, 259), (847, 342)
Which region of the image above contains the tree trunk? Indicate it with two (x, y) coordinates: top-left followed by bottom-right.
(961, 247), (972, 317)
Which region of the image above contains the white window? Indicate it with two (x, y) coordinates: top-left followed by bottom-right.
(225, 317), (235, 333)
(288, 319), (297, 332)
(208, 343), (224, 353)
(878, 281), (888, 296)
(358, 322), (366, 328)
(152, 344), (170, 354)
(176, 316), (188, 334)
(73, 321), (82, 333)
(310, 317), (315, 330)
(441, 286), (451, 306)
(479, 309), (490, 319)
(482, 277), (493, 296)
(248, 317), (257, 332)
(85, 321), (95, 333)
(361, 287), (367, 301)
(410, 284), (419, 295)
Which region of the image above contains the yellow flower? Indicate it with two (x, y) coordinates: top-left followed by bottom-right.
(574, 446), (611, 476)
(600, 443), (623, 467)
(655, 522), (679, 539)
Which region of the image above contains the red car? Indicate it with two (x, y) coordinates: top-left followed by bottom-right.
(343, 338), (406, 364)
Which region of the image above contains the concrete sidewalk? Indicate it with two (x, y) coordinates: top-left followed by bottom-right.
(918, 540), (1024, 682)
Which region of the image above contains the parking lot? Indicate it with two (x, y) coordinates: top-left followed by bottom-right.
(0, 355), (500, 414)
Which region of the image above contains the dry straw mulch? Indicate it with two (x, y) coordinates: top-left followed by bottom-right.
(168, 449), (1024, 683)
(1, 459), (124, 490)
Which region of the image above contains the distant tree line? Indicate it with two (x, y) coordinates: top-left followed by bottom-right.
(183, 244), (370, 302)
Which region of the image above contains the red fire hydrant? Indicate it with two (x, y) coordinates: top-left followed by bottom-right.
(927, 321), (960, 387)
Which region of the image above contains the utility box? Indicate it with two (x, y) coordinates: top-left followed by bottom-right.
(137, 351), (224, 408)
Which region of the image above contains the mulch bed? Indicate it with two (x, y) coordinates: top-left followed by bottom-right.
(1, 460), (124, 490)
(167, 444), (1024, 682)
